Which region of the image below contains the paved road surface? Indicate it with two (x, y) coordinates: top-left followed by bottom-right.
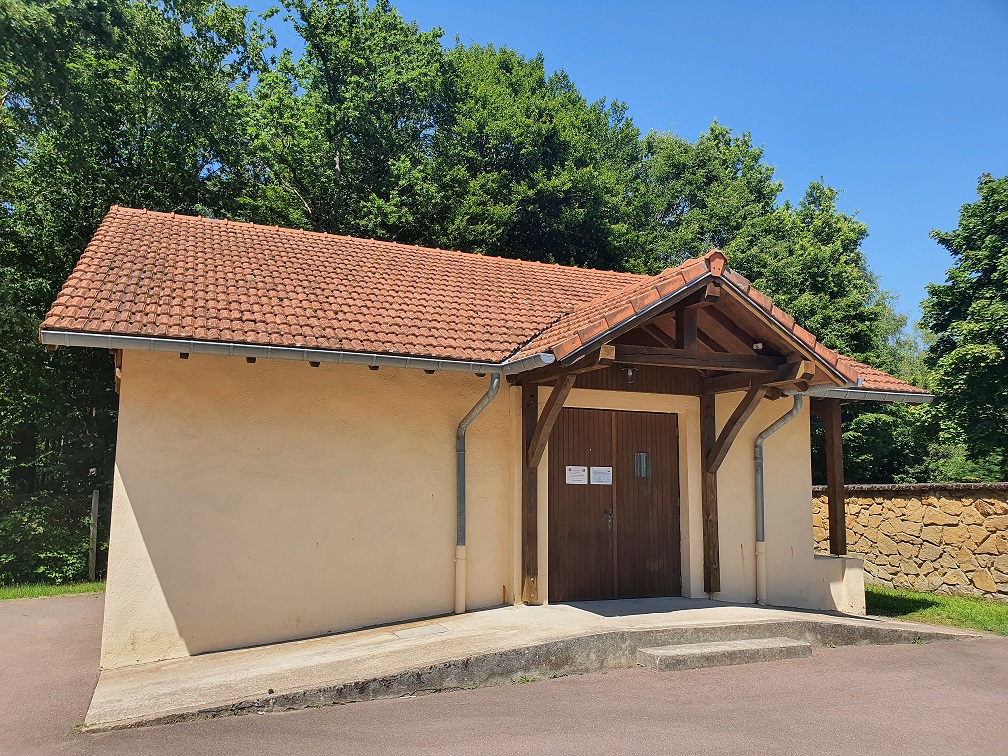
(2, 593), (1006, 755)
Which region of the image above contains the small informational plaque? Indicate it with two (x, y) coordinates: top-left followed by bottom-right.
(590, 466), (613, 485)
(565, 465), (588, 485)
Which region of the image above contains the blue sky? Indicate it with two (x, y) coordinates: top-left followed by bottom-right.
(258, 0), (1008, 323)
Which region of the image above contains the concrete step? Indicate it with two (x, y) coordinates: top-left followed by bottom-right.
(636, 636), (811, 672)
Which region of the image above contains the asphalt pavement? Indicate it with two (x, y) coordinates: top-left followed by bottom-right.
(2, 592), (1006, 756)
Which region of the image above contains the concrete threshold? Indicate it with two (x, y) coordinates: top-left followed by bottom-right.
(83, 598), (973, 732)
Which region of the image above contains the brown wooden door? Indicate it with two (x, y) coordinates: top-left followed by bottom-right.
(614, 411), (681, 598)
(547, 408), (615, 601)
(548, 408), (680, 602)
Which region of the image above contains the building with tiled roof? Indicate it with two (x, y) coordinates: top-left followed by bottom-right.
(44, 207), (930, 683)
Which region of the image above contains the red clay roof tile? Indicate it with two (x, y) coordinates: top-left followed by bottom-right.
(42, 207), (926, 396)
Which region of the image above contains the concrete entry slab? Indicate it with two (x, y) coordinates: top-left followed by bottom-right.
(84, 598), (975, 732)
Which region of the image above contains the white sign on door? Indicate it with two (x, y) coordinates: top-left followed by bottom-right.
(590, 466), (613, 485)
(565, 465), (588, 485)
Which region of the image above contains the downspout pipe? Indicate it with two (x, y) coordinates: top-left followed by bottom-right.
(753, 394), (804, 606)
(455, 373), (501, 614)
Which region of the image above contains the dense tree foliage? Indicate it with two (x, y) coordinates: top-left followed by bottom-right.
(918, 174), (1008, 479)
(0, 0), (254, 582)
(1, 0), (996, 581)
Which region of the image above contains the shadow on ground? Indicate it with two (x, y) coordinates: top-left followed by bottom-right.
(866, 590), (938, 617)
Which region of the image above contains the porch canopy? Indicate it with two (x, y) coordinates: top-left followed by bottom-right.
(41, 207), (932, 599)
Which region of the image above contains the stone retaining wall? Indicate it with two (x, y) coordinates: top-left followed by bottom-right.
(812, 483), (1008, 601)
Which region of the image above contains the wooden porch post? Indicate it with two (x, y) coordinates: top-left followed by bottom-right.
(822, 398), (847, 556)
(700, 393), (720, 593)
(521, 384), (539, 603)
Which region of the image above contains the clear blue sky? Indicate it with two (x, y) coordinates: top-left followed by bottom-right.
(258, 0), (1008, 324)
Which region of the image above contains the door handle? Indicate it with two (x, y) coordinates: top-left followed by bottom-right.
(603, 510), (613, 530)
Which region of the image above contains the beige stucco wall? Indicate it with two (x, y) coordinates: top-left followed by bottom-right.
(105, 355), (863, 669)
(714, 393), (864, 614)
(103, 351), (515, 669)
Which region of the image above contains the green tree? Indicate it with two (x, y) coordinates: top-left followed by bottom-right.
(235, 0), (448, 239)
(0, 0), (254, 582)
(637, 124), (935, 484)
(920, 173), (1008, 474)
(420, 44), (644, 270)
(638, 125), (899, 365)
(633, 124), (779, 270)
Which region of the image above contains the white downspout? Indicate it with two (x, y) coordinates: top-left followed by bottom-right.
(753, 395), (804, 605)
(455, 373), (501, 614)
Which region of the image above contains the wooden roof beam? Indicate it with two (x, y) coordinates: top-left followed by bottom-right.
(641, 323), (676, 349)
(701, 360), (816, 395)
(510, 344), (615, 385)
(703, 305), (761, 352)
(614, 345), (782, 373)
(698, 309), (756, 355)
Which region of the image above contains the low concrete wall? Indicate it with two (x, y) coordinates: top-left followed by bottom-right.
(812, 483), (1008, 602)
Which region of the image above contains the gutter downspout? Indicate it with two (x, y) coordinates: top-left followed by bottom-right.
(455, 373), (501, 614)
(753, 395), (804, 606)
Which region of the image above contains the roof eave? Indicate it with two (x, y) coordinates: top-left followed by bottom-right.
(39, 329), (554, 376)
(794, 385), (934, 404)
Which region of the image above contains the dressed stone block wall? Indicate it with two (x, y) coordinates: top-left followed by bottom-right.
(812, 483), (1008, 602)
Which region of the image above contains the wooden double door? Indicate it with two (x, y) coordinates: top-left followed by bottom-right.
(548, 408), (681, 602)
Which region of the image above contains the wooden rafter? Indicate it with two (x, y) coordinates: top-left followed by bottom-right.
(641, 323), (676, 349)
(526, 373), (577, 469)
(614, 345), (782, 372)
(698, 309), (755, 354)
(703, 306), (759, 352)
(697, 328), (725, 353)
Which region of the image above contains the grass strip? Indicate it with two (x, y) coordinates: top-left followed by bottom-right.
(866, 584), (1008, 636)
(0, 582), (105, 601)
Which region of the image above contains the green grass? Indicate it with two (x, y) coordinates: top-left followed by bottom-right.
(0, 581), (105, 601)
(866, 584), (1008, 636)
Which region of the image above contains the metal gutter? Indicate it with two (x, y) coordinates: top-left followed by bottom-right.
(753, 395), (804, 606)
(454, 373), (501, 614)
(39, 329), (554, 376)
(797, 385), (934, 404)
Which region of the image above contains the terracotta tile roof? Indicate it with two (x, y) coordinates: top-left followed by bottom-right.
(515, 255), (712, 360)
(42, 206), (642, 363)
(42, 206), (926, 396)
(836, 356), (930, 395)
